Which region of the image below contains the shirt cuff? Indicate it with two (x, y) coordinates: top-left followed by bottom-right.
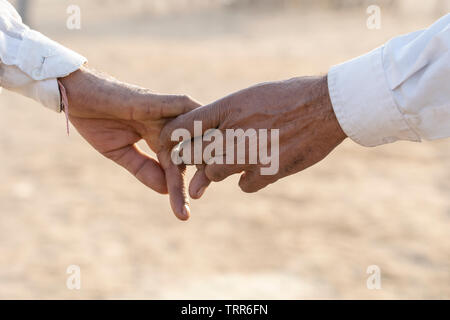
(327, 46), (420, 147)
(16, 29), (87, 112)
(17, 29), (87, 81)
(0, 64), (62, 112)
(22, 78), (61, 112)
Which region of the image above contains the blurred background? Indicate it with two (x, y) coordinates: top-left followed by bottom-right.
(0, 0), (449, 299)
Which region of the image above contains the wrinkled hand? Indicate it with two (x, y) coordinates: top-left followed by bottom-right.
(60, 66), (200, 220)
(161, 75), (346, 200)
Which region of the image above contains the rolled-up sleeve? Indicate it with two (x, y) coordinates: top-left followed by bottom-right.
(328, 14), (450, 147)
(0, 0), (86, 111)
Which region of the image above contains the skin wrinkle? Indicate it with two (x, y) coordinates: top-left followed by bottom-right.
(134, 157), (155, 181)
(60, 66), (200, 220)
(103, 144), (134, 163)
(165, 75), (347, 196)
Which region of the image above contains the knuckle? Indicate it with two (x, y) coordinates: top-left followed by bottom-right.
(239, 179), (257, 193)
(160, 125), (171, 144)
(240, 184), (257, 193)
(178, 94), (192, 104)
(103, 148), (128, 165)
(239, 174), (273, 193)
(205, 166), (226, 182)
(208, 172), (224, 182)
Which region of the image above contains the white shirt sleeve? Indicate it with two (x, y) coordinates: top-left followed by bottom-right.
(0, 0), (86, 112)
(328, 14), (450, 147)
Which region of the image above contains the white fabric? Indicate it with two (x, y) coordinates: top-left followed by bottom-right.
(0, 0), (86, 111)
(328, 14), (450, 147)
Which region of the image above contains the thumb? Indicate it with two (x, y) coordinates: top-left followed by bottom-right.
(160, 101), (223, 151)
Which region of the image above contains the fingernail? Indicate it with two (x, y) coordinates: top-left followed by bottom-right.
(196, 186), (206, 198)
(182, 204), (191, 220)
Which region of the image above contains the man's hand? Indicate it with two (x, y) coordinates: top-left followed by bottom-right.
(60, 66), (200, 220)
(160, 75), (347, 199)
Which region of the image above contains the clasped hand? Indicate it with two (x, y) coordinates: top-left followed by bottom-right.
(63, 67), (346, 221)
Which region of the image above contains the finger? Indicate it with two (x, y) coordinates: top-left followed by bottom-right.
(135, 94), (201, 120)
(238, 170), (274, 193)
(158, 149), (190, 221)
(172, 123), (259, 167)
(175, 129), (224, 166)
(109, 144), (168, 194)
(154, 94), (201, 118)
(204, 160), (247, 182)
(189, 157), (247, 199)
(189, 166), (211, 199)
(160, 100), (223, 150)
(166, 163), (190, 221)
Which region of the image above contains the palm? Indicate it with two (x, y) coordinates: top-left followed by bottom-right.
(70, 115), (168, 193)
(60, 67), (199, 220)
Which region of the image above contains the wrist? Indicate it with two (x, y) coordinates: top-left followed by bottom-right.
(58, 66), (96, 116)
(59, 66), (143, 119)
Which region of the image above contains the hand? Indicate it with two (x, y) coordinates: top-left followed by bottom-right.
(160, 75), (347, 199)
(60, 66), (200, 220)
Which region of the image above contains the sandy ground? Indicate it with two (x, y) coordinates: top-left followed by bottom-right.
(0, 1), (449, 299)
